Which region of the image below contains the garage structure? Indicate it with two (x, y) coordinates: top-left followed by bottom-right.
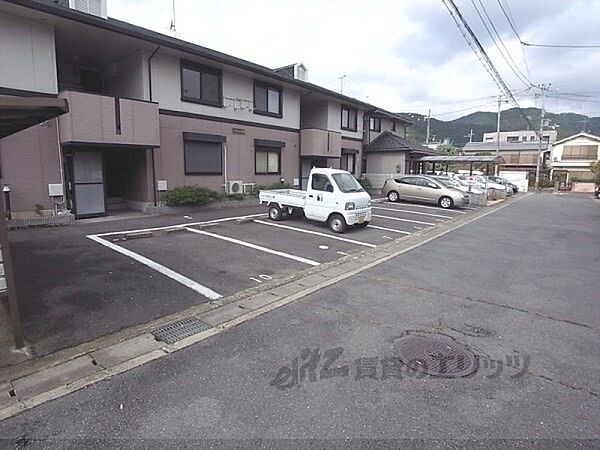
(0, 95), (69, 348)
(418, 155), (506, 175)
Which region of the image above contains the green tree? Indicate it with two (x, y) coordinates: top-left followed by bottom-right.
(437, 144), (459, 155)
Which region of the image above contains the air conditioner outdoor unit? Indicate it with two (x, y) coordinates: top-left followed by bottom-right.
(226, 180), (243, 194)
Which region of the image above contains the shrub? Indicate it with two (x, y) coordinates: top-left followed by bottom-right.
(357, 177), (372, 192)
(161, 185), (225, 206)
(252, 181), (293, 195)
(570, 176), (595, 183)
(487, 189), (503, 200)
(528, 178), (554, 188)
(227, 193), (246, 201)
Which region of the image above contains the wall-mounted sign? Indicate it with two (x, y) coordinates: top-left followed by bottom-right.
(232, 128), (246, 135)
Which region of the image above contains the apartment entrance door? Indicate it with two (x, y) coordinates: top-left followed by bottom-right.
(65, 150), (106, 218)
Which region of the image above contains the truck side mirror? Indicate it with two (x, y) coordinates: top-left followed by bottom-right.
(325, 184), (334, 193)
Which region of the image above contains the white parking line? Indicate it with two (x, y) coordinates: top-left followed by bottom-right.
(86, 235), (222, 300)
(253, 220), (376, 248)
(372, 206), (453, 219)
(372, 214), (435, 226)
(367, 225), (411, 235)
(93, 213), (268, 237)
(185, 227), (320, 266)
(382, 201), (467, 214)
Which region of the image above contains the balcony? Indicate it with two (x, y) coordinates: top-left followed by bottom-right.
(300, 128), (341, 158)
(58, 90), (160, 148)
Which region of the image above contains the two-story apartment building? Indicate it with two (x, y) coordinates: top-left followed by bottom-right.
(0, 0), (415, 218)
(549, 132), (600, 182)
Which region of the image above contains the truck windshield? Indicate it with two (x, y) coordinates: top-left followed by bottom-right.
(332, 173), (364, 193)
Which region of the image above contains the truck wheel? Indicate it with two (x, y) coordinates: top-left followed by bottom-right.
(268, 204), (283, 221)
(328, 214), (347, 233)
(439, 196), (454, 209)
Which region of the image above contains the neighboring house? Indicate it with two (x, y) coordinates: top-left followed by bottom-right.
(363, 131), (439, 188)
(0, 0), (413, 218)
(549, 132), (600, 182)
(462, 141), (549, 174)
(482, 130), (557, 144)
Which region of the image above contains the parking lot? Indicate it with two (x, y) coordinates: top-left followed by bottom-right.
(87, 200), (476, 302)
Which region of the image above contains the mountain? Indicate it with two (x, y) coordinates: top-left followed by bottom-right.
(401, 108), (600, 148)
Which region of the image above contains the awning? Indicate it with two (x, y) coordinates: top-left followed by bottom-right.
(419, 155), (506, 164)
(0, 96), (69, 139)
(0, 96), (69, 349)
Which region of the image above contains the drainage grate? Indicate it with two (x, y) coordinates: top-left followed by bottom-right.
(152, 318), (212, 344)
(394, 335), (477, 378)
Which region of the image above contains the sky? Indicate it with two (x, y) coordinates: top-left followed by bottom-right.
(106, 0), (600, 120)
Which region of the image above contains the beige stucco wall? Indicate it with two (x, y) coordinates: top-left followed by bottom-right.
(157, 113), (300, 191)
(58, 91), (160, 147)
(300, 129), (341, 158)
(365, 152), (406, 174)
(151, 52), (301, 129)
(0, 11), (57, 94)
(0, 120), (61, 213)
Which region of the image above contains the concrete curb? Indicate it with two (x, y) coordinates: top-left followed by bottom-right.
(0, 193), (530, 422)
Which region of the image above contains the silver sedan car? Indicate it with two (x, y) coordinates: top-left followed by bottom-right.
(381, 175), (469, 209)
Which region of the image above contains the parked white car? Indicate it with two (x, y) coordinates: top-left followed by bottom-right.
(430, 175), (485, 195)
(476, 176), (513, 196)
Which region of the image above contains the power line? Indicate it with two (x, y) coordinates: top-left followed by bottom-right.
(522, 42), (600, 49)
(433, 101), (499, 116)
(497, 0), (519, 38)
(546, 95), (600, 104)
(441, 0), (539, 135)
(496, 0), (532, 79)
(470, 0), (531, 87)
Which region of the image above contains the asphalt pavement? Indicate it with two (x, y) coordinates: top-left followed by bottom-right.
(1, 193), (598, 446)
(5, 199), (471, 357)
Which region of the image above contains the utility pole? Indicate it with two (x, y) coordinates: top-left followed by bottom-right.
(535, 84), (551, 191)
(426, 109), (431, 144)
(578, 116), (588, 132)
(495, 95), (502, 175)
(464, 128), (474, 143)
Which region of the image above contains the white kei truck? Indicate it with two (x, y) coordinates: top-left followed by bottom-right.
(258, 168), (372, 233)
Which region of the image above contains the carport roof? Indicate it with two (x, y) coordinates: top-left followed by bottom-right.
(419, 155), (506, 163)
(0, 96), (69, 139)
(366, 131), (439, 155)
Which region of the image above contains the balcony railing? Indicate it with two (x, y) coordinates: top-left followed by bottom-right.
(58, 90), (160, 148)
(300, 128), (341, 158)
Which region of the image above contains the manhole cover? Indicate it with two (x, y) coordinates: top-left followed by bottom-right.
(394, 335), (477, 378)
(153, 318), (212, 344)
